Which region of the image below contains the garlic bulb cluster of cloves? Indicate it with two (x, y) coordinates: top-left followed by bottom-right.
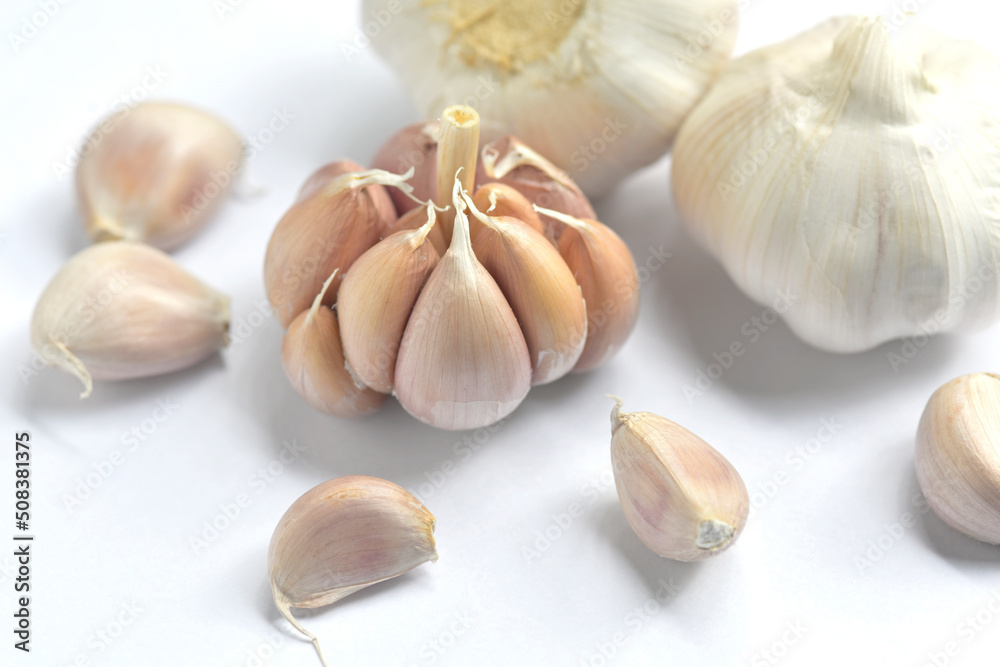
(609, 397), (748, 561)
(265, 105), (640, 430)
(269, 475), (437, 666)
(916, 373), (1000, 544)
(362, 0), (740, 195)
(672, 16), (1000, 352)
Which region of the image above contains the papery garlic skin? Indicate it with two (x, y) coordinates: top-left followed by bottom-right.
(371, 121), (440, 216)
(672, 16), (1000, 353)
(76, 101), (243, 251)
(364, 0), (739, 195)
(269, 475), (437, 666)
(31, 242), (229, 398)
(916, 373), (1000, 544)
(610, 397), (748, 561)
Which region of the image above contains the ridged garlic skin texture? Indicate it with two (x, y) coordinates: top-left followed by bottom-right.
(364, 0), (739, 195)
(672, 16), (1000, 352)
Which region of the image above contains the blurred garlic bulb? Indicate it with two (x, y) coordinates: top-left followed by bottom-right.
(672, 16), (1000, 352)
(31, 242), (229, 398)
(916, 373), (1000, 544)
(363, 0), (740, 195)
(282, 271), (387, 417)
(76, 101), (243, 251)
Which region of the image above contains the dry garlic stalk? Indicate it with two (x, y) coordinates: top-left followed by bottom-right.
(269, 475), (437, 666)
(31, 242), (229, 397)
(672, 16), (1000, 352)
(76, 101), (243, 250)
(363, 0), (740, 194)
(916, 373), (1000, 544)
(610, 397), (748, 561)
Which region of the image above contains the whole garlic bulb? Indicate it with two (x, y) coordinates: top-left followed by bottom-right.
(672, 16), (1000, 352)
(916, 373), (1000, 544)
(363, 0), (740, 195)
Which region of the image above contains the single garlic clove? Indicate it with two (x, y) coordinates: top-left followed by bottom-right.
(282, 271), (387, 417)
(539, 207), (639, 372)
(269, 475), (437, 667)
(264, 161), (397, 328)
(394, 178), (531, 430)
(30, 241), (230, 398)
(370, 120), (440, 216)
(465, 193), (586, 385)
(609, 397), (749, 561)
(338, 207), (441, 393)
(915, 373), (1000, 544)
(470, 183), (545, 241)
(382, 202), (449, 257)
(75, 101), (244, 251)
(477, 136), (595, 243)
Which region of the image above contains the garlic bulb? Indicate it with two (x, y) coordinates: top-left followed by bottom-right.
(282, 271), (387, 417)
(394, 178), (531, 430)
(471, 183), (544, 240)
(363, 0), (739, 195)
(609, 397), (748, 561)
(338, 209), (441, 393)
(269, 475), (437, 666)
(672, 16), (1000, 352)
(76, 101), (243, 250)
(371, 120), (440, 216)
(916, 373), (1000, 544)
(31, 241), (229, 398)
(263, 162), (399, 328)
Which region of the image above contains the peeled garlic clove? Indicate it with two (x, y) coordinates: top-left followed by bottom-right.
(609, 397), (748, 561)
(269, 475), (437, 666)
(916, 373), (1000, 544)
(370, 120), (440, 216)
(264, 161), (397, 328)
(76, 101), (243, 251)
(672, 16), (1000, 352)
(394, 178), (531, 430)
(465, 193), (586, 385)
(382, 202), (449, 256)
(338, 208), (441, 393)
(478, 135), (595, 243)
(363, 0), (739, 195)
(540, 207), (639, 372)
(282, 271), (387, 417)
(30, 241), (229, 398)
(471, 182), (544, 241)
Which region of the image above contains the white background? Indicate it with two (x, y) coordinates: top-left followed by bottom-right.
(2, 1), (1000, 666)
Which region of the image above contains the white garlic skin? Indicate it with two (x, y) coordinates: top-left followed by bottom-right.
(364, 0), (739, 195)
(916, 373), (1000, 544)
(31, 242), (230, 397)
(610, 398), (748, 561)
(672, 16), (1000, 352)
(76, 101), (243, 251)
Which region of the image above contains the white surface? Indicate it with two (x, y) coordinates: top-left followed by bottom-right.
(2, 1), (1000, 666)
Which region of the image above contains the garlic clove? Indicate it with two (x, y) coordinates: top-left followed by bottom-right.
(282, 271), (387, 417)
(465, 193), (586, 385)
(263, 161), (398, 328)
(539, 207), (639, 372)
(471, 182), (545, 241)
(609, 397), (749, 561)
(382, 202), (449, 257)
(478, 135), (595, 243)
(338, 208), (441, 393)
(30, 241), (229, 398)
(394, 178), (531, 430)
(269, 475), (437, 667)
(370, 120), (440, 216)
(76, 101), (244, 251)
(915, 373), (1000, 544)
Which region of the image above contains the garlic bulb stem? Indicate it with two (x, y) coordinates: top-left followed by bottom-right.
(435, 105), (480, 239)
